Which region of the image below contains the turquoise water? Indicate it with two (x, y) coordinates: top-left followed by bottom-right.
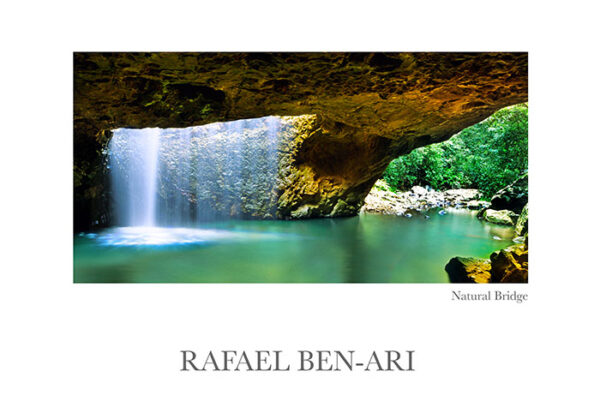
(73, 210), (514, 283)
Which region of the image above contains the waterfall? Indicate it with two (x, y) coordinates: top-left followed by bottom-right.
(108, 128), (160, 227)
(108, 116), (283, 227)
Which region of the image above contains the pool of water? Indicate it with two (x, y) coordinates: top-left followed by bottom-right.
(73, 209), (515, 283)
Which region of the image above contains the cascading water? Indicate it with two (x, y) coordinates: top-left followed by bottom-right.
(109, 128), (161, 227)
(106, 116), (285, 243)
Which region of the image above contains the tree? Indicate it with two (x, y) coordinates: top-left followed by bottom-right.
(382, 103), (528, 198)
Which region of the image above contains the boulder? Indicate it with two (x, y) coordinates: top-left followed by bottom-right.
(445, 241), (528, 284)
(445, 257), (492, 283)
(490, 173), (528, 213)
(361, 180), (410, 215)
(490, 244), (528, 283)
(483, 209), (519, 226)
(515, 203), (529, 236)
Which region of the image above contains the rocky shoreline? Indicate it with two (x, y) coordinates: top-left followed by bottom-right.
(449, 174), (528, 283)
(362, 174), (529, 283)
(445, 236), (528, 283)
(361, 180), (485, 217)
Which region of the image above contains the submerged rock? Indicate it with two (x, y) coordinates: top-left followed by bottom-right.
(483, 209), (519, 226)
(445, 257), (492, 283)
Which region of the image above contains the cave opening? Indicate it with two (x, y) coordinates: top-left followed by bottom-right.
(369, 103), (528, 211)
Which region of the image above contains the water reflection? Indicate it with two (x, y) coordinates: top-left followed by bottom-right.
(74, 211), (514, 283)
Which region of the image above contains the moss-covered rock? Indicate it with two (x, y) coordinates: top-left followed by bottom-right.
(445, 242), (528, 284)
(445, 257), (492, 283)
(515, 203), (529, 236)
(483, 209), (519, 226)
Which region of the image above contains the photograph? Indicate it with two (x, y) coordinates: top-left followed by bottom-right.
(73, 52), (528, 283)
(5, 2), (600, 412)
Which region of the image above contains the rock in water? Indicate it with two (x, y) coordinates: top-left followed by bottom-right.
(490, 244), (528, 283)
(490, 173), (528, 213)
(445, 257), (492, 283)
(483, 209), (519, 226)
(515, 203), (529, 236)
(445, 240), (528, 284)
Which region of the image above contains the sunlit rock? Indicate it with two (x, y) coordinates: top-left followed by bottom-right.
(515, 203), (529, 236)
(446, 241), (528, 283)
(490, 244), (528, 283)
(445, 257), (492, 283)
(483, 209), (519, 226)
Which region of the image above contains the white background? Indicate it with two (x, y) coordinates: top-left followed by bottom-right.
(1, 1), (599, 411)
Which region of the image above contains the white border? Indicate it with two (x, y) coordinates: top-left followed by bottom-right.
(2, 1), (599, 411)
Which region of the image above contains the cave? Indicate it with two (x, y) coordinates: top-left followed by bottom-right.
(73, 52), (528, 283)
(74, 52), (527, 230)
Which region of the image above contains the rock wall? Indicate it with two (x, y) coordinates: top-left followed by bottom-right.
(74, 52), (528, 229)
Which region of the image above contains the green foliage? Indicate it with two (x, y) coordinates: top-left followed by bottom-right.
(383, 104), (528, 198)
